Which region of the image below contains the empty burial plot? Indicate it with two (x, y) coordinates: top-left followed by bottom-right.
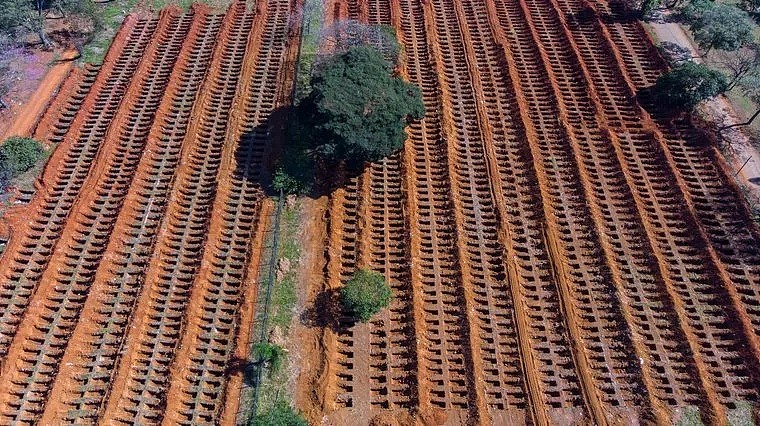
(303, 0), (760, 425)
(0, 0), (297, 424)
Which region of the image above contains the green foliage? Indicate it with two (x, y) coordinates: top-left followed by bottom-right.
(640, 0), (660, 16)
(652, 61), (728, 110)
(0, 137), (44, 175)
(251, 401), (307, 426)
(272, 169), (304, 195)
(681, 0), (714, 22)
(340, 269), (392, 322)
(301, 44), (424, 165)
(0, 0), (98, 48)
(253, 343), (286, 377)
(0, 160), (12, 190)
(690, 4), (755, 52)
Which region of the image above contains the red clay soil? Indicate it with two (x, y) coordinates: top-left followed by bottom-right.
(1, 49), (79, 140)
(297, 0), (760, 425)
(0, 0), (298, 423)
(0, 0), (757, 424)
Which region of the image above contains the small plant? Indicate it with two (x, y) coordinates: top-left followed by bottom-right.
(0, 137), (44, 175)
(251, 400), (307, 426)
(340, 269), (392, 322)
(272, 168), (303, 195)
(253, 342), (286, 377)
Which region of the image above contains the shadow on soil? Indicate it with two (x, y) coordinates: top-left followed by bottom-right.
(300, 288), (359, 332)
(255, 104), (378, 200)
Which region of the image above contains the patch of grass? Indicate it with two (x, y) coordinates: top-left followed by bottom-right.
(80, 0), (139, 64)
(146, 0), (195, 11)
(727, 401), (756, 426)
(253, 342), (286, 378)
(251, 400), (307, 426)
(677, 406), (705, 426)
(270, 201), (301, 329)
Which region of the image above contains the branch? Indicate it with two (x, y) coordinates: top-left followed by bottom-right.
(719, 107), (760, 130)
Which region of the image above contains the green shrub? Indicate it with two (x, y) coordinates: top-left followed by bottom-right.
(0, 137), (44, 175)
(251, 401), (307, 426)
(253, 342), (286, 377)
(0, 160), (12, 190)
(272, 169), (304, 195)
(340, 269), (392, 322)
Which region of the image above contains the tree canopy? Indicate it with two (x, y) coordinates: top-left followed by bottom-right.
(651, 61), (728, 110)
(340, 269), (392, 322)
(690, 4), (755, 53)
(300, 44), (424, 164)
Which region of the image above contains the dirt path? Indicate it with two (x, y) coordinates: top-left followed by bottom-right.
(1, 49), (78, 140)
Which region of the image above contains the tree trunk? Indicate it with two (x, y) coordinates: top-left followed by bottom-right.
(720, 108), (760, 130)
(38, 29), (52, 50)
(726, 75), (741, 92)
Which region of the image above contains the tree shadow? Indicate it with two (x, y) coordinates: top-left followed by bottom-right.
(300, 287), (358, 332)
(244, 103), (374, 200)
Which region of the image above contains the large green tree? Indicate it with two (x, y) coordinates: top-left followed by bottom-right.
(652, 61), (728, 110)
(302, 44), (424, 164)
(690, 4), (754, 53)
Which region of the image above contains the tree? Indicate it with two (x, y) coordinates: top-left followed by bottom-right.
(0, 160), (13, 191)
(0, 137), (45, 175)
(714, 44), (760, 91)
(651, 61), (728, 110)
(0, 0), (50, 48)
(0, 54), (10, 110)
(0, 0), (98, 49)
(680, 0), (714, 22)
(690, 4), (754, 53)
(340, 269), (392, 322)
(640, 0), (660, 16)
(253, 343), (286, 377)
(301, 44), (424, 164)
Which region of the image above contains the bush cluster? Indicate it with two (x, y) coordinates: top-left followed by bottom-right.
(0, 137), (44, 189)
(340, 269), (392, 322)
